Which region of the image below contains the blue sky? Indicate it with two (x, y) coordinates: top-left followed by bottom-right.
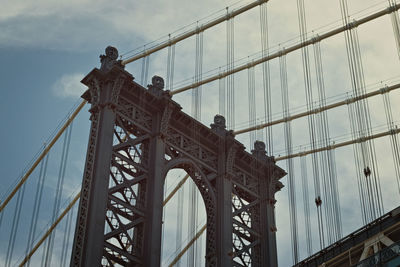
(1, 0), (400, 266)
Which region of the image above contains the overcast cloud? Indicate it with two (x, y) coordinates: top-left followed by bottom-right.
(1, 0), (400, 266)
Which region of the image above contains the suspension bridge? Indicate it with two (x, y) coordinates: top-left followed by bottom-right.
(1, 0), (400, 266)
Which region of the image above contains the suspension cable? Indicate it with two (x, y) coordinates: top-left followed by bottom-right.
(5, 183), (26, 267)
(175, 176), (185, 267)
(260, 2), (273, 154)
(314, 38), (342, 244)
(297, 0), (326, 249)
(389, 0), (400, 59)
(121, 0), (269, 65)
(279, 53), (299, 264)
(382, 90), (400, 195)
(227, 12), (235, 129)
(140, 55), (150, 86)
(0, 99), (86, 213)
(19, 192), (80, 267)
(276, 127), (400, 161)
(247, 65), (256, 146)
(341, 0), (384, 222)
(163, 126), (400, 265)
(21, 172), (191, 266)
(60, 202), (75, 267)
(25, 153), (50, 267)
(219, 72), (226, 117)
(170, 3), (400, 96)
(168, 224), (206, 267)
(300, 155), (312, 255)
(166, 39), (176, 91)
(233, 82), (400, 135)
(43, 122), (73, 266)
(163, 174), (190, 206)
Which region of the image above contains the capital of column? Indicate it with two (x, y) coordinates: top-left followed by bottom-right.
(81, 46), (133, 113)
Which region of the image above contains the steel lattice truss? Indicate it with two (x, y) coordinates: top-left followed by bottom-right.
(70, 47), (286, 267)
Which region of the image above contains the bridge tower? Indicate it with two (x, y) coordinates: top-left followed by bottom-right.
(70, 47), (286, 267)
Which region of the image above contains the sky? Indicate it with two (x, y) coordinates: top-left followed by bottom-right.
(1, 0), (400, 266)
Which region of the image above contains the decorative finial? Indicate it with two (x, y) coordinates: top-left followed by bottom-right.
(254, 141), (266, 152)
(150, 76), (165, 90)
(211, 115), (227, 134)
(100, 46), (124, 72)
(252, 140), (273, 162)
(148, 75), (166, 96)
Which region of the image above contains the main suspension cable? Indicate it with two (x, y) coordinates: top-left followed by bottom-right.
(170, 3), (400, 96)
(0, 99), (86, 213)
(121, 0), (269, 65)
(234, 82), (400, 135)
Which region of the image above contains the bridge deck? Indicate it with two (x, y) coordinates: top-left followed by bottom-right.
(294, 206), (400, 267)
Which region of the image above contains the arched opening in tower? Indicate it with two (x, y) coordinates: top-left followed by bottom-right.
(161, 168), (207, 267)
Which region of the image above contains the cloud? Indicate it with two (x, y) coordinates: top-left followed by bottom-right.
(2, 0), (400, 265)
(52, 73), (86, 98)
(0, 0), (239, 52)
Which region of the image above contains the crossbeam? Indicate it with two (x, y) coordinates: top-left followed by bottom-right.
(170, 3), (400, 95)
(121, 0), (269, 65)
(234, 82), (400, 135)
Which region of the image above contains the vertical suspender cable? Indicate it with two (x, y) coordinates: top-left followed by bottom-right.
(313, 39), (342, 243)
(340, 0), (384, 222)
(175, 179), (185, 267)
(280, 54), (299, 264)
(162, 40), (176, 263)
(342, 0), (369, 221)
(166, 39), (176, 91)
(227, 8), (235, 129)
(189, 29), (203, 265)
(43, 123), (73, 266)
(187, 180), (198, 266)
(161, 178), (167, 262)
(259, 2), (273, 154)
(25, 153), (50, 267)
(60, 202), (75, 267)
(248, 65), (256, 146)
(329, 148), (342, 240)
(141, 48), (150, 86)
(219, 71), (226, 117)
(5, 183), (26, 267)
(347, 103), (369, 224)
(382, 90), (400, 194)
(300, 155), (312, 256)
(297, 0), (326, 248)
(389, 0), (400, 59)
